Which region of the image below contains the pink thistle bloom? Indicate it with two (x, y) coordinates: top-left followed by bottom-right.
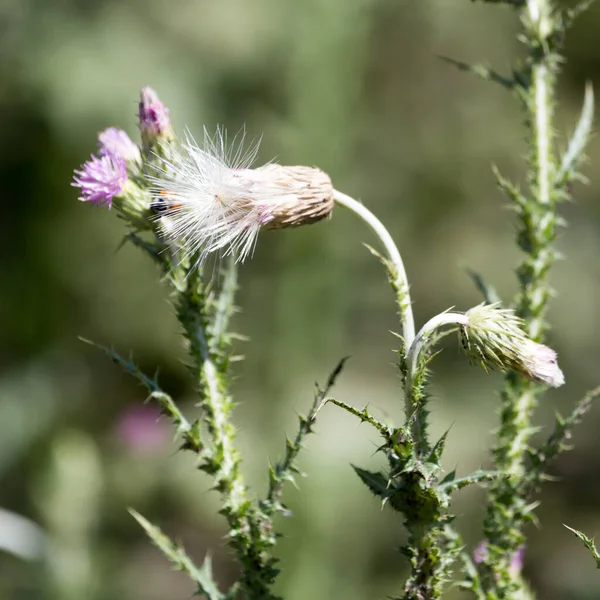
(473, 542), (525, 576)
(461, 303), (565, 388)
(98, 127), (141, 163)
(519, 339), (565, 387)
(72, 153), (127, 208)
(116, 405), (169, 455)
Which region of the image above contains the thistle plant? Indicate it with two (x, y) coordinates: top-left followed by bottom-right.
(71, 0), (599, 595)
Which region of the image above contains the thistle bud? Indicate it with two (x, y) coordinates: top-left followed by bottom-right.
(459, 303), (564, 387)
(138, 87), (173, 150)
(148, 128), (334, 265)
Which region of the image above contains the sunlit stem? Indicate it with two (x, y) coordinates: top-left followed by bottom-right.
(407, 311), (467, 385)
(406, 311), (466, 450)
(333, 189), (415, 348)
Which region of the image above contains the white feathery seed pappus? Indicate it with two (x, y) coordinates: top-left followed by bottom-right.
(148, 127), (334, 266)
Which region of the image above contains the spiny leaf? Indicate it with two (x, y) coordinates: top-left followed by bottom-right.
(440, 469), (457, 486)
(528, 384), (600, 486)
(564, 0), (596, 28)
(556, 82), (594, 186)
(492, 165), (528, 207)
(564, 525), (600, 569)
(428, 428), (451, 465)
(80, 337), (201, 448)
(437, 470), (509, 494)
(130, 509), (226, 599)
(124, 232), (166, 264)
(327, 398), (393, 443)
(352, 466), (388, 497)
(263, 358), (348, 515)
(466, 269), (501, 304)
(80, 337), (160, 392)
(439, 55), (515, 89)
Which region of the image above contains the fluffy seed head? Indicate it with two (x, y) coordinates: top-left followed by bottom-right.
(460, 303), (564, 387)
(149, 128), (334, 264)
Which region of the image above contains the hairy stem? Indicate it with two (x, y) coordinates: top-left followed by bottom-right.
(333, 189), (415, 348)
(405, 312), (466, 453)
(483, 0), (560, 595)
(407, 312), (467, 382)
(175, 264), (279, 599)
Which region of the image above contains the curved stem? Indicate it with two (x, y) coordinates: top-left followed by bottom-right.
(333, 189), (415, 348)
(405, 311), (466, 451)
(407, 312), (467, 384)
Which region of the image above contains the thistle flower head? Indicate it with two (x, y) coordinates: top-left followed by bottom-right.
(98, 127), (141, 163)
(149, 127), (334, 264)
(138, 87), (172, 145)
(116, 405), (168, 455)
(72, 153), (128, 208)
(473, 542), (525, 575)
(460, 303), (564, 387)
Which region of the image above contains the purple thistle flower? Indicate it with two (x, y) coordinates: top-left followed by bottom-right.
(510, 545), (525, 575)
(473, 541), (488, 564)
(473, 542), (525, 576)
(138, 87), (171, 142)
(98, 127), (141, 162)
(116, 405), (168, 455)
(72, 153), (127, 208)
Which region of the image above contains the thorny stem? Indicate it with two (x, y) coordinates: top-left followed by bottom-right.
(484, 0), (560, 595)
(176, 264), (279, 599)
(333, 189), (415, 348)
(407, 312), (467, 382)
(497, 0), (556, 485)
(405, 312), (466, 452)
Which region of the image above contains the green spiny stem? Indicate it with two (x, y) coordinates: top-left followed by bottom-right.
(484, 0), (561, 595)
(176, 266), (279, 598)
(494, 0), (557, 478)
(178, 267), (245, 504)
(402, 526), (447, 600)
(262, 358), (348, 518)
(128, 239), (283, 598)
(406, 312), (466, 455)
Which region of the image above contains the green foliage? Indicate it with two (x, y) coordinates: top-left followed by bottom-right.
(564, 526), (600, 570)
(129, 510), (228, 600)
(262, 357), (349, 516)
(444, 0), (599, 597)
(92, 230), (349, 598)
(56, 0), (598, 598)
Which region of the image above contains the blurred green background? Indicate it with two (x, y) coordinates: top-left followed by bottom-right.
(2, 0), (600, 598)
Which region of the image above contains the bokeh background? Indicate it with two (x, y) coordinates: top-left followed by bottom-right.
(2, 0), (600, 598)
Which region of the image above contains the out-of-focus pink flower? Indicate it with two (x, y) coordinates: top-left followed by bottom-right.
(116, 405), (169, 455)
(473, 541), (525, 575)
(98, 127), (141, 163)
